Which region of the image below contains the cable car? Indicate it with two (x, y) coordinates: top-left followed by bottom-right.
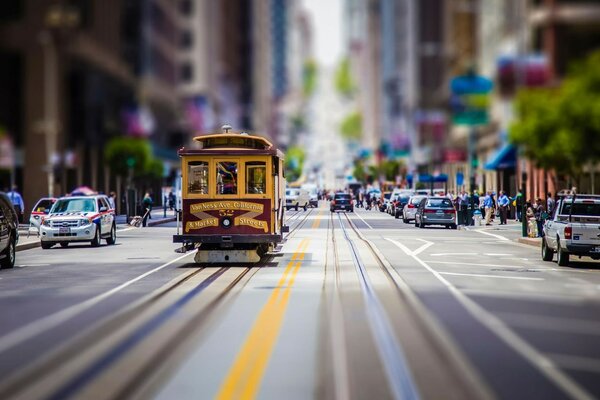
(173, 125), (287, 263)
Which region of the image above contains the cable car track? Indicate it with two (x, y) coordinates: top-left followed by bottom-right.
(0, 210), (317, 400)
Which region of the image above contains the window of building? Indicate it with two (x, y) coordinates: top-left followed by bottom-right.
(188, 161), (209, 195)
(217, 161), (238, 195)
(181, 30), (193, 48)
(180, 63), (193, 81)
(246, 162), (267, 194)
(180, 0), (193, 15)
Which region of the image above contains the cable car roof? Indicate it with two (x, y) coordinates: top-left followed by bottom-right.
(192, 133), (273, 150)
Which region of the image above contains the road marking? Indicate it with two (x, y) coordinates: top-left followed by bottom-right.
(353, 211), (373, 230)
(438, 272), (544, 281)
(484, 253), (511, 256)
(430, 253), (478, 257)
(311, 209), (324, 229)
(386, 237), (594, 400)
(216, 238), (310, 400)
(496, 312), (600, 336)
(472, 229), (509, 241)
(0, 251), (195, 355)
(549, 354), (600, 374)
(413, 239), (434, 256)
(426, 261), (556, 270)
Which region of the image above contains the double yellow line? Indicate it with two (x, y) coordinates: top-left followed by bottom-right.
(216, 238), (311, 400)
(311, 209), (324, 229)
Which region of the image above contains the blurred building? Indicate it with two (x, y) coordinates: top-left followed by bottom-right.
(0, 0), (143, 212)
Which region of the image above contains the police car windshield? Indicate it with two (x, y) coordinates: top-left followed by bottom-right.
(52, 198), (96, 213)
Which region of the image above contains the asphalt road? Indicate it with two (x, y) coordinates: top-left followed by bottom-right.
(1, 204), (600, 399)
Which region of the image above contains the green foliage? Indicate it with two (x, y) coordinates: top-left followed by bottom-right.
(104, 137), (154, 177)
(285, 146), (305, 182)
(340, 112), (362, 141)
(335, 58), (355, 98)
(353, 159), (367, 183)
(510, 50), (600, 177)
(303, 59), (318, 97)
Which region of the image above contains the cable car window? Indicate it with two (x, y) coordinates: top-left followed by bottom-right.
(217, 161), (238, 195)
(246, 162), (266, 194)
(188, 161), (209, 194)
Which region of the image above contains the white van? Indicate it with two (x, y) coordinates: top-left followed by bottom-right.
(285, 188), (311, 211)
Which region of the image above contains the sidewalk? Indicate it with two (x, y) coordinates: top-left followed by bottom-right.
(16, 208), (177, 252)
(463, 220), (542, 247)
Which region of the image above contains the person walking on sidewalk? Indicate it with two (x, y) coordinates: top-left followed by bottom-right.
(484, 191), (494, 226)
(142, 192), (153, 227)
(546, 192), (555, 216)
(498, 191), (510, 225)
(7, 185), (24, 223)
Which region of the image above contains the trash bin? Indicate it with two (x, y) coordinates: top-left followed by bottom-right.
(473, 209), (482, 226)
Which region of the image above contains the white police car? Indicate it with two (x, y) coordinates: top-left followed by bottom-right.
(40, 195), (116, 249)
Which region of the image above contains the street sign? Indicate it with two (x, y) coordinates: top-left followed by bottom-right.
(450, 74), (493, 126)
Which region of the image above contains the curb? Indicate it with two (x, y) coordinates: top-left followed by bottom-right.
(148, 217), (176, 227)
(516, 237), (541, 247)
(16, 241), (40, 252)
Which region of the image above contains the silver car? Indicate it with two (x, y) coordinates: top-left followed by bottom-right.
(402, 195), (427, 223)
(414, 197), (457, 229)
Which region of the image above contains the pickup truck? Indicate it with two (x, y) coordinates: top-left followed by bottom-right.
(542, 195), (600, 266)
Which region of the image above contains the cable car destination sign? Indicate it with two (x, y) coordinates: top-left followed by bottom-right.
(185, 201), (268, 233)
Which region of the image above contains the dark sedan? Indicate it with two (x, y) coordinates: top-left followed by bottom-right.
(330, 193), (354, 212)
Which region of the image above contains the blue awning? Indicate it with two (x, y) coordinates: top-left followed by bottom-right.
(484, 144), (516, 170)
(407, 174), (448, 184)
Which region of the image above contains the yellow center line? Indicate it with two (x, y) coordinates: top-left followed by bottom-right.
(311, 209), (324, 229)
(216, 238), (310, 400)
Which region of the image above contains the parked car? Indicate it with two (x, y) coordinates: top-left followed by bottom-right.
(0, 193), (19, 269)
(330, 192), (354, 212)
(542, 195), (600, 266)
(415, 197), (457, 229)
(392, 195), (411, 218)
(39, 195), (116, 249)
(402, 195), (427, 223)
(285, 188), (310, 211)
(379, 192), (392, 212)
(28, 197), (57, 234)
(301, 185), (319, 208)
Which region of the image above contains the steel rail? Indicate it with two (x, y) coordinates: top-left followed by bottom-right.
(335, 213), (420, 400)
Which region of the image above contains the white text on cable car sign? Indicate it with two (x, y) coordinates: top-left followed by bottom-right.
(190, 201), (264, 213)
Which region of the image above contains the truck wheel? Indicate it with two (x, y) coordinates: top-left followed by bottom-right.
(303, 204), (307, 211)
(295, 204), (299, 211)
(557, 240), (569, 266)
(41, 242), (53, 249)
(60, 242), (69, 248)
(541, 238), (553, 261)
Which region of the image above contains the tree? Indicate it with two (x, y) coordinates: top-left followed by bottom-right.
(284, 146), (305, 183)
(340, 112), (362, 141)
(105, 137), (154, 178)
(303, 59), (318, 98)
(510, 50), (600, 178)
(335, 58), (356, 98)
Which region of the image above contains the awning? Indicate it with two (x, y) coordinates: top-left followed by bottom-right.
(484, 144), (516, 170)
(407, 174), (448, 184)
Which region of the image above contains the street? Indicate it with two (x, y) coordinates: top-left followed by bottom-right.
(1, 204), (600, 399)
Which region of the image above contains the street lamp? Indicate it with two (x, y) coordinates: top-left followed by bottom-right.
(40, 4), (80, 197)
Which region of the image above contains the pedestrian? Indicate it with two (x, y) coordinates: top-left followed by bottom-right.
(142, 192), (153, 227)
(514, 190), (524, 221)
(498, 190), (510, 225)
(6, 185), (24, 223)
(484, 191), (494, 226)
(534, 198), (545, 237)
(546, 192), (555, 216)
(108, 191), (116, 211)
(168, 190), (176, 211)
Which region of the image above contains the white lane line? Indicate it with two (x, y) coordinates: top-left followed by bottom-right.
(484, 253), (511, 256)
(353, 211), (374, 230)
(549, 354), (600, 374)
(497, 312), (600, 336)
(412, 238), (434, 256)
(385, 237), (594, 400)
(472, 229), (509, 241)
(0, 251), (195, 355)
(430, 253), (478, 257)
(438, 272), (544, 281)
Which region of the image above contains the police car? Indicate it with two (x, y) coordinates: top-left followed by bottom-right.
(39, 195), (116, 249)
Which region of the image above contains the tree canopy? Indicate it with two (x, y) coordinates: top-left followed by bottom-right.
(510, 50), (600, 177)
(284, 145), (305, 183)
(105, 137), (156, 177)
(340, 111), (362, 141)
(334, 58), (356, 98)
